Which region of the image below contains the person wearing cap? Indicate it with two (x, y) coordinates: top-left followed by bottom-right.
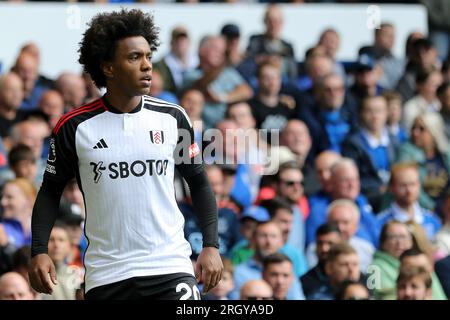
(349, 53), (385, 109)
(153, 25), (198, 94)
(221, 23), (244, 67)
(58, 201), (84, 268)
(229, 205), (270, 266)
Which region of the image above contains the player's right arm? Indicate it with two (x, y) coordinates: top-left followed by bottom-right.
(29, 120), (77, 294)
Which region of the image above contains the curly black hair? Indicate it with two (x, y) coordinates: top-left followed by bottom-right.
(78, 9), (160, 89)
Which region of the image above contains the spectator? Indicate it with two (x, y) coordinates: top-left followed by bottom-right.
(294, 49), (334, 93)
(402, 68), (443, 131)
(183, 35), (253, 129)
(306, 158), (379, 247)
(307, 199), (375, 272)
(43, 222), (83, 300)
(221, 23), (244, 67)
(342, 95), (399, 211)
(149, 69), (178, 104)
(246, 4), (297, 81)
(336, 280), (371, 300)
(55, 72), (87, 112)
(240, 279), (273, 300)
(58, 202), (84, 269)
(311, 150), (341, 197)
(399, 248), (447, 299)
(307, 242), (366, 300)
(179, 88), (205, 147)
(7, 144), (38, 187)
(181, 164), (241, 259)
(0, 73), (26, 138)
(230, 206), (270, 266)
(248, 62), (295, 144)
(397, 113), (450, 209)
(317, 28), (346, 81)
(11, 52), (51, 111)
(382, 90), (408, 143)
(9, 119), (49, 180)
(204, 257), (235, 300)
(232, 221), (304, 300)
(18, 43), (54, 89)
(359, 22), (404, 89)
(280, 120), (317, 196)
(260, 197), (308, 277)
(299, 73), (358, 153)
(396, 38), (440, 102)
(436, 191), (450, 256)
(369, 221), (414, 300)
(37, 90), (65, 130)
(349, 54), (384, 108)
(438, 82), (450, 139)
(378, 163), (442, 241)
(154, 25), (198, 94)
(434, 255), (450, 298)
(11, 245), (41, 300)
(0, 272), (34, 300)
(0, 178), (36, 250)
(274, 161), (308, 255)
(396, 265), (432, 300)
(301, 223), (342, 299)
(420, 0), (450, 61)
(262, 252), (295, 300)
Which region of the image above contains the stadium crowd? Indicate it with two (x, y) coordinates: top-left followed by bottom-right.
(1, 2), (450, 300)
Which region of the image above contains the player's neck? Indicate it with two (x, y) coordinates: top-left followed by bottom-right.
(104, 92), (142, 113)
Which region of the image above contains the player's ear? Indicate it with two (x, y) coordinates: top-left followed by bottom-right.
(101, 62), (114, 79)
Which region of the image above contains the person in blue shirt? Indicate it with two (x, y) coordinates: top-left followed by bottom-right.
(342, 95), (400, 212)
(306, 158), (380, 247)
(232, 221), (305, 300)
(298, 73), (358, 153)
(260, 197), (308, 277)
(383, 90), (409, 144)
(378, 163), (442, 241)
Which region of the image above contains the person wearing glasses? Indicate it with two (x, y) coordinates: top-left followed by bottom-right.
(397, 113), (450, 210)
(274, 161), (308, 258)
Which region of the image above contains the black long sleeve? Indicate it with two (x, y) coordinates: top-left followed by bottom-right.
(31, 179), (66, 257)
(184, 169), (219, 249)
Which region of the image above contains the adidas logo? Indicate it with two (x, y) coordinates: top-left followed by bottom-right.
(93, 139), (108, 149)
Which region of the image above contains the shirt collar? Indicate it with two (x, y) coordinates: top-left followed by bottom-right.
(391, 202), (424, 224)
(361, 128), (390, 148)
(102, 95), (142, 114)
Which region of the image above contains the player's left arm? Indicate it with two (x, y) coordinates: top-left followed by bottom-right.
(174, 110), (223, 293)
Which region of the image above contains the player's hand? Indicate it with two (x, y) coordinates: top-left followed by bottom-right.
(195, 247), (223, 294)
(29, 254), (58, 294)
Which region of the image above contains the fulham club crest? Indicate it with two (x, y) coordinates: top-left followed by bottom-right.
(150, 130), (164, 144)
